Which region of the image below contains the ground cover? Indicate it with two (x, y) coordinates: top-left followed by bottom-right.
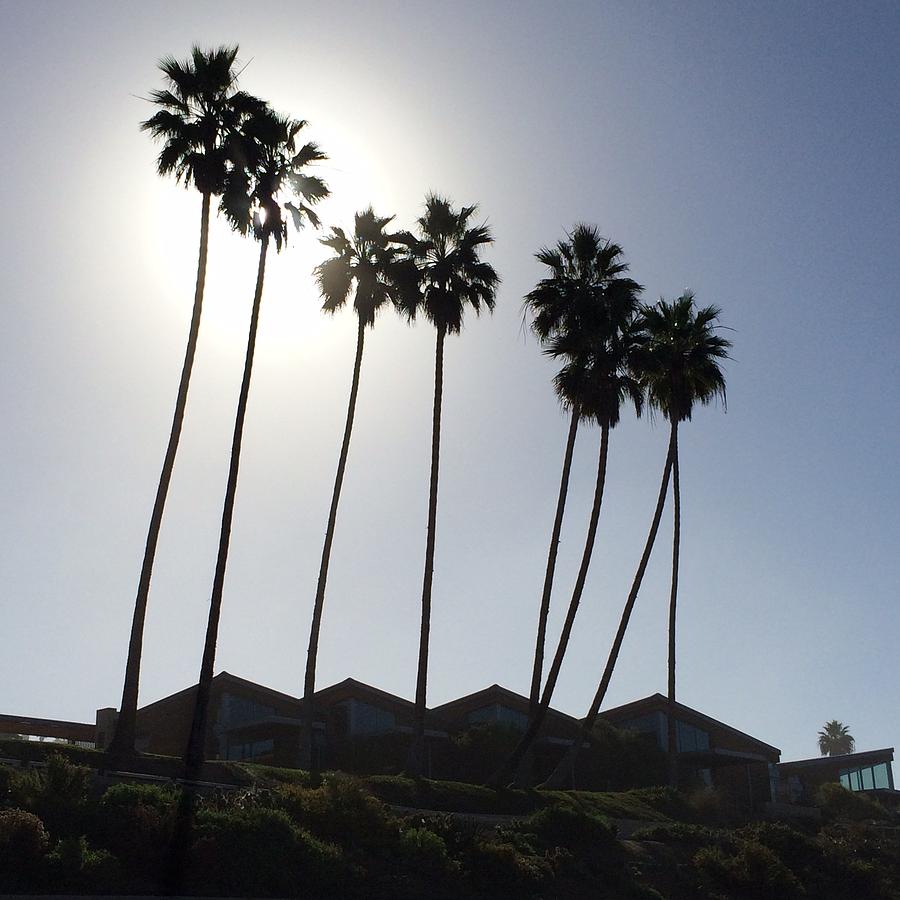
(1, 750), (898, 897)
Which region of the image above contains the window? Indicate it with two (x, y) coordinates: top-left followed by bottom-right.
(335, 700), (396, 735)
(676, 720), (710, 753)
(839, 762), (892, 792)
(467, 704), (529, 731)
(226, 739), (274, 761)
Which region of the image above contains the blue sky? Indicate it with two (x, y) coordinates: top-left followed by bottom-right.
(1, 1), (898, 763)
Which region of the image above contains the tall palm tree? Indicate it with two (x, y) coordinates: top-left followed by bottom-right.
(301, 208), (409, 768)
(819, 720), (855, 756)
(108, 46), (267, 762)
(394, 195), (499, 776)
(522, 227), (640, 726)
(183, 110), (329, 775)
(493, 249), (644, 788)
(543, 293), (729, 789)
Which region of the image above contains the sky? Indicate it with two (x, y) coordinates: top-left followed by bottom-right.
(1, 1), (898, 765)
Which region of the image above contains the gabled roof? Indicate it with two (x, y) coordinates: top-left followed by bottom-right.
(779, 747), (894, 770)
(137, 671), (301, 714)
(312, 677), (415, 710)
(431, 684), (579, 725)
(599, 693), (781, 758)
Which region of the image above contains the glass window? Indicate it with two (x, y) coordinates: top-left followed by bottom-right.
(349, 700), (395, 735)
(468, 704), (528, 731)
(676, 720), (710, 753)
(874, 763), (890, 790)
(840, 773), (851, 789)
(861, 767), (874, 790)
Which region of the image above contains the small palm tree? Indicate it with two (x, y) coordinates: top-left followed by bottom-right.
(493, 236), (644, 787)
(819, 721), (855, 756)
(543, 293), (729, 788)
(109, 46), (267, 761)
(183, 110), (329, 775)
(301, 208), (410, 767)
(395, 195), (499, 776)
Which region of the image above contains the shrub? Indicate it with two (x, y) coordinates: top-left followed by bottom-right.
(631, 821), (730, 847)
(466, 838), (552, 897)
(0, 809), (49, 876)
(95, 782), (176, 882)
(694, 839), (803, 898)
(277, 774), (399, 854)
(46, 835), (122, 893)
(190, 805), (346, 897)
(517, 804), (624, 878)
(398, 826), (453, 876)
(816, 782), (890, 823)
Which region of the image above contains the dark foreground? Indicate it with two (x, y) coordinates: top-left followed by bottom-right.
(1, 748), (899, 898)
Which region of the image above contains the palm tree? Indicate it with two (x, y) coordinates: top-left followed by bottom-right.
(493, 243), (644, 787)
(543, 293), (729, 789)
(521, 227), (640, 725)
(183, 110), (329, 775)
(108, 46), (267, 762)
(819, 721), (855, 756)
(301, 208), (410, 768)
(394, 195), (499, 776)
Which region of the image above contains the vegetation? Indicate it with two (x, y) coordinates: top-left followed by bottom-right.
(1, 755), (897, 898)
(393, 196), (499, 775)
(544, 295), (731, 787)
(819, 720), (856, 756)
(302, 209), (412, 768)
(497, 226), (644, 786)
(109, 45), (268, 762)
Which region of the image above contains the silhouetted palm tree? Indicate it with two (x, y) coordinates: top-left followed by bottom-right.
(819, 720), (855, 756)
(521, 227), (640, 725)
(493, 238), (644, 787)
(301, 208), (410, 768)
(183, 111), (328, 775)
(395, 195), (499, 776)
(543, 293), (729, 789)
(109, 46), (267, 762)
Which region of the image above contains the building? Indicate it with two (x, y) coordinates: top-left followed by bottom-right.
(777, 748), (896, 805)
(599, 693), (782, 811)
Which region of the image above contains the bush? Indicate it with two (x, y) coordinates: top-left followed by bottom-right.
(517, 804), (623, 878)
(0, 809), (49, 878)
(278, 774), (400, 853)
(694, 839), (803, 898)
(466, 838), (552, 897)
(190, 805), (346, 897)
(631, 821), (730, 847)
(398, 826), (453, 875)
(95, 782), (176, 883)
(816, 782), (890, 823)
(46, 835), (122, 893)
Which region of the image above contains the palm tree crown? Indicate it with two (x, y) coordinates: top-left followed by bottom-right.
(315, 208), (409, 325)
(221, 110), (329, 249)
(638, 292), (731, 423)
(395, 194), (499, 330)
(141, 45), (267, 195)
(526, 225), (640, 349)
(819, 720), (855, 756)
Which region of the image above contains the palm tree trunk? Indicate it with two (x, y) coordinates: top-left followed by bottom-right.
(108, 191), (212, 763)
(302, 316), (366, 769)
(492, 423), (610, 788)
(183, 237), (268, 776)
(407, 324), (445, 777)
(529, 407), (581, 717)
(542, 422), (676, 789)
(666, 425), (681, 788)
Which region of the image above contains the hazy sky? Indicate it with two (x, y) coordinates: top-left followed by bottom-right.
(1, 1), (898, 765)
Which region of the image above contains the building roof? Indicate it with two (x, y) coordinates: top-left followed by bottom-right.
(599, 693), (781, 758)
(312, 677), (415, 710)
(137, 671), (302, 714)
(778, 747), (894, 771)
(431, 684), (579, 725)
